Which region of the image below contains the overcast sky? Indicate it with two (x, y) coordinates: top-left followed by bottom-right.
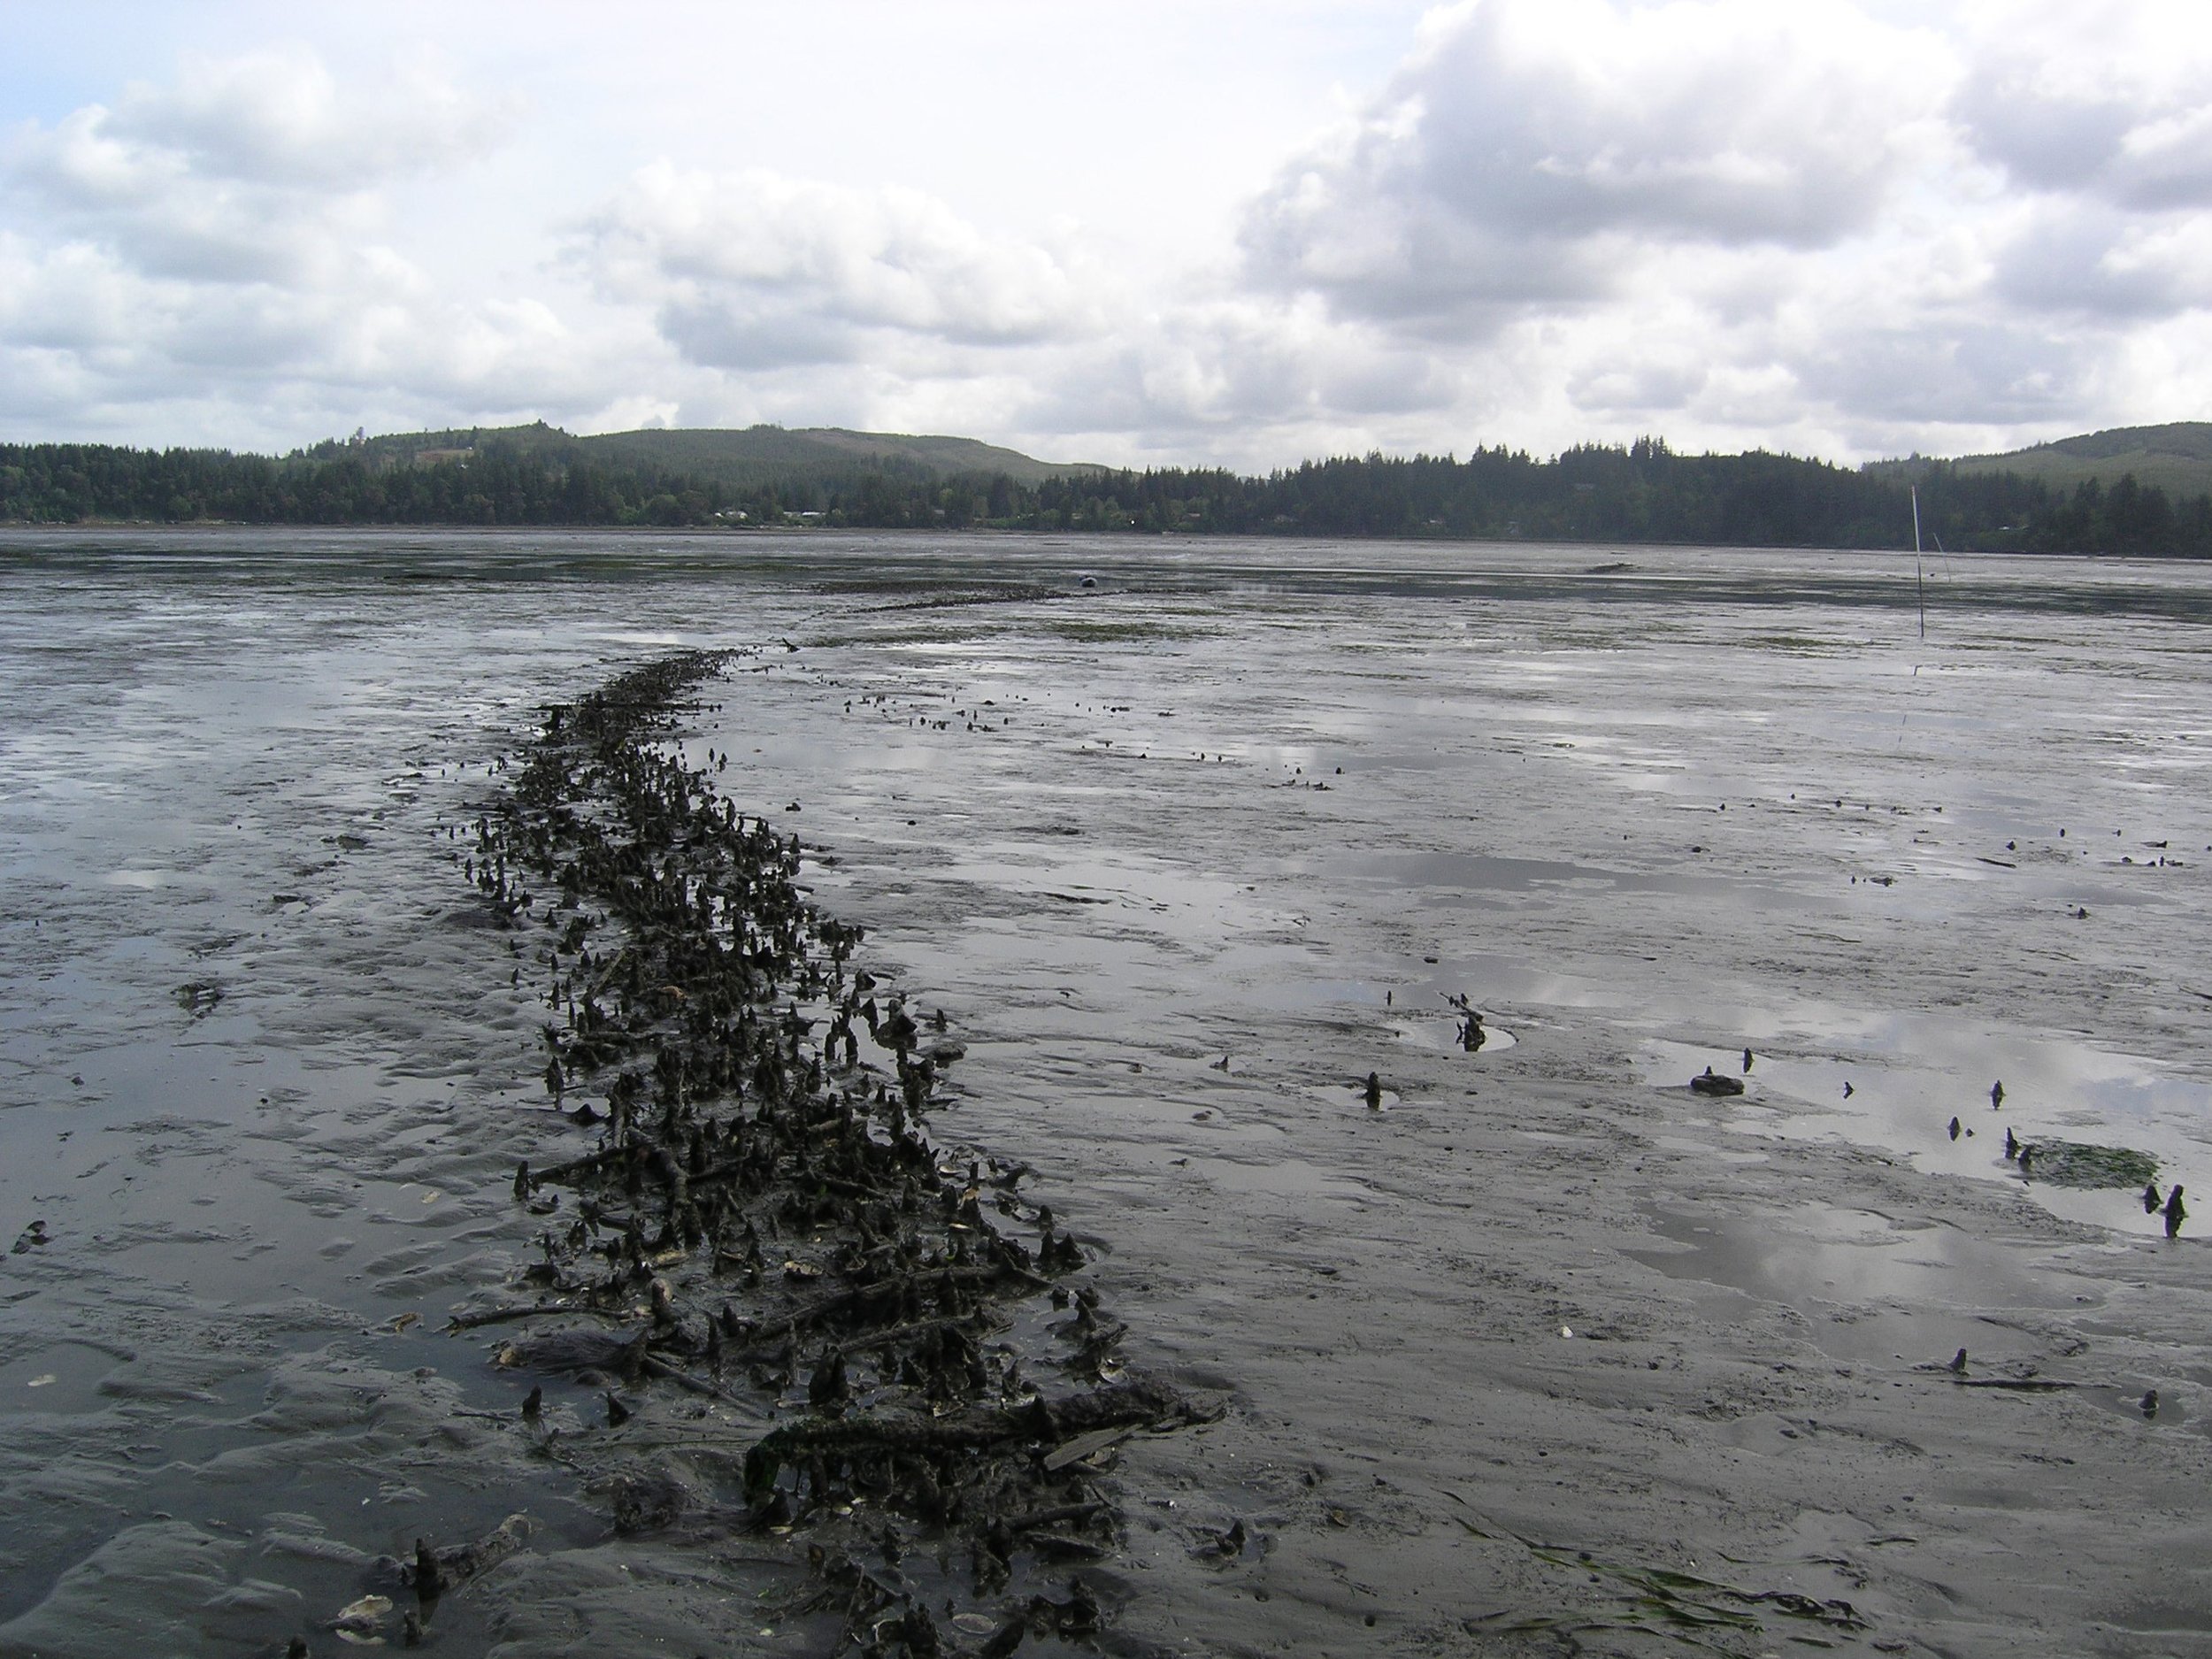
(4, 0), (2208, 468)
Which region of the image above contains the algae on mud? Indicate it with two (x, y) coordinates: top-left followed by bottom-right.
(453, 648), (1209, 1654)
(2017, 1139), (2161, 1190)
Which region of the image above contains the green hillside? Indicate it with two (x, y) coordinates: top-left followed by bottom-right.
(587, 426), (1089, 486)
(1941, 422), (2212, 499)
(333, 421), (1093, 487)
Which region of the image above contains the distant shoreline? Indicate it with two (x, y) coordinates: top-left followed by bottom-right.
(5, 425), (2208, 556)
(0, 517), (2080, 558)
(0, 516), (2059, 557)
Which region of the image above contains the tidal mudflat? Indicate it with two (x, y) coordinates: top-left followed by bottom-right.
(3, 529), (2210, 1656)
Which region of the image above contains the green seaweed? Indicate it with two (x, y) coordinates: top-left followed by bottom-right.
(1447, 1500), (1868, 1652)
(2020, 1140), (2159, 1189)
(1041, 619), (1194, 642)
(1736, 634), (1852, 656)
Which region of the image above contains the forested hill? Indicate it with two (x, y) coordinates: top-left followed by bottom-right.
(338, 420), (1094, 488)
(4, 426), (2211, 557)
(1934, 422), (2212, 502)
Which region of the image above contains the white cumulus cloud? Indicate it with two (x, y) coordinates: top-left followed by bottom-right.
(0, 46), (604, 446)
(1241, 0), (1948, 329)
(580, 163), (1112, 372)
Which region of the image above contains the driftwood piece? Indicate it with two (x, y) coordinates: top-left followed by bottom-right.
(447, 1299), (597, 1333)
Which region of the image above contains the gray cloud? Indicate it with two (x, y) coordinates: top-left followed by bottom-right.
(1952, 70), (2134, 196)
(658, 300), (864, 372)
(1955, 58), (2212, 211)
(1241, 0), (1933, 327)
(1567, 357), (1709, 417)
(7, 110), (328, 284)
(1991, 200), (2212, 319)
(1003, 295), (1466, 463)
(1791, 318), (2091, 426)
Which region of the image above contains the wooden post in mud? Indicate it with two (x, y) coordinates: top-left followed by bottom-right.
(1912, 485), (1927, 641)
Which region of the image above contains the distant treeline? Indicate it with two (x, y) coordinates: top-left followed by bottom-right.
(6, 434), (2211, 556)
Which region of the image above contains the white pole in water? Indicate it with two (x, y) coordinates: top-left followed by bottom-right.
(1910, 484), (1927, 641)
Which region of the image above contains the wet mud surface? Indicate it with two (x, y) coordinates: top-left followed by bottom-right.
(4, 529), (2212, 1656)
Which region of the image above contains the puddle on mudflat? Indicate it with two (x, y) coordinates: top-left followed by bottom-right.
(1185, 1156), (1372, 1204)
(1628, 1202), (2093, 1366)
(1636, 1029), (2205, 1238)
(0, 1341), (124, 1414)
(1647, 1133), (1770, 1165)
(1385, 1015), (1517, 1053)
(2080, 1382), (2192, 1431)
(1348, 848), (1814, 916)
(1318, 1081), (1403, 1113)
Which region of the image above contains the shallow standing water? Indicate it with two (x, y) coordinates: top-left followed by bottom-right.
(4, 528), (2211, 1657)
